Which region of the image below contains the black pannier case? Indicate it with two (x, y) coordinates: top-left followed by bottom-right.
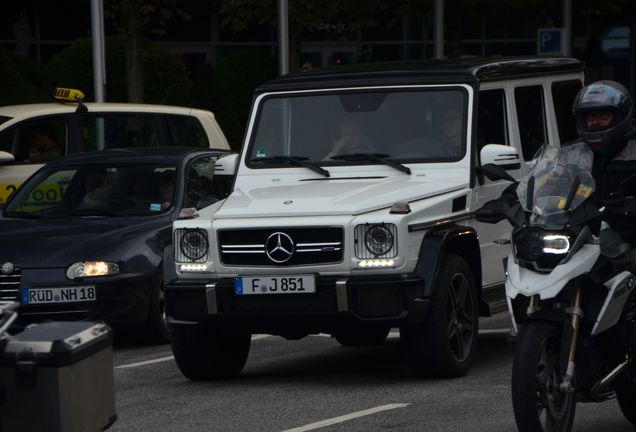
(0, 321), (116, 432)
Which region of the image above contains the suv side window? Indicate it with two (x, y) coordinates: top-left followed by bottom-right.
(552, 80), (583, 145)
(477, 89), (508, 151)
(515, 85), (547, 161)
(0, 118), (67, 163)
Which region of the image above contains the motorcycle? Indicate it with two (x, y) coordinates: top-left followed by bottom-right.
(476, 142), (636, 432)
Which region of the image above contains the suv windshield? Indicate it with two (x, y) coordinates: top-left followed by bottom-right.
(248, 87), (467, 165)
(4, 162), (178, 218)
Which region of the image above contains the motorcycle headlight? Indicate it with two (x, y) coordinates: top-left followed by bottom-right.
(178, 229), (209, 262)
(513, 229), (572, 271)
(354, 223), (397, 258)
(66, 261), (119, 279)
(542, 234), (571, 254)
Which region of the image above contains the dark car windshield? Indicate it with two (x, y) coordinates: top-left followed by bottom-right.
(4, 162), (178, 218)
(247, 87), (467, 166)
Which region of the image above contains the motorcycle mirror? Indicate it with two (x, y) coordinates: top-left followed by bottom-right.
(478, 163), (516, 183)
(474, 199), (510, 224)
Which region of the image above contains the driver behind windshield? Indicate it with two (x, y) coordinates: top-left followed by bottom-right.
(324, 118), (374, 160)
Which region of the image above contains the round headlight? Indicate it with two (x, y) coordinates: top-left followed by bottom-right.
(364, 225), (394, 256)
(180, 229), (208, 261)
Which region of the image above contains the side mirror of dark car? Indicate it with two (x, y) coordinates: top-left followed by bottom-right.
(478, 163), (517, 183)
(474, 199), (510, 224)
(0, 151), (15, 165)
(195, 195), (219, 210)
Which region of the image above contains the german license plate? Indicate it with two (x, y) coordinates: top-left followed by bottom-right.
(235, 275), (315, 295)
(22, 286), (97, 305)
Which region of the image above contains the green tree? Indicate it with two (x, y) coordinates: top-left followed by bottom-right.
(104, 0), (190, 102)
(46, 36), (192, 105)
(220, 0), (390, 72)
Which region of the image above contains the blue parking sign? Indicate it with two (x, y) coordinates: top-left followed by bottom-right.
(538, 28), (563, 54)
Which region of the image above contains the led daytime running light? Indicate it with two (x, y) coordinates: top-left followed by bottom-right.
(358, 259), (395, 268)
(542, 234), (571, 254)
(178, 263), (208, 272)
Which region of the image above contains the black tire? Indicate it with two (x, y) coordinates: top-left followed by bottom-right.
(616, 370), (636, 426)
(145, 277), (171, 344)
(401, 254), (479, 378)
(512, 321), (576, 432)
(334, 326), (390, 347)
(171, 325), (251, 381)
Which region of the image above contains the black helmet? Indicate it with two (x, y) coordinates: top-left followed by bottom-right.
(572, 80), (633, 152)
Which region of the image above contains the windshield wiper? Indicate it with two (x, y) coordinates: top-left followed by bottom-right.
(3, 210), (43, 219)
(251, 155), (330, 177)
(330, 153), (411, 175)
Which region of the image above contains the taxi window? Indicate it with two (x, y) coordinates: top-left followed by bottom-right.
(0, 116), (11, 127)
(0, 118), (67, 163)
(165, 115), (209, 148)
(81, 114), (167, 151)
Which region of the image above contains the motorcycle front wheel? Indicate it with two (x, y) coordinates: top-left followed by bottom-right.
(511, 321), (576, 432)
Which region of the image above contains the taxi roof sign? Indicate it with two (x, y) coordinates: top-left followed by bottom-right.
(54, 87), (85, 102)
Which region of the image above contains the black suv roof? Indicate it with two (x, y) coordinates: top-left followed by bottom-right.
(258, 56), (584, 92)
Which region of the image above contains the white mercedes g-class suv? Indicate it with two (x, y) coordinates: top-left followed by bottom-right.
(166, 57), (585, 380)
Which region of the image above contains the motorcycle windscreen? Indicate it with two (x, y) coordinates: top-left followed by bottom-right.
(516, 142), (596, 228)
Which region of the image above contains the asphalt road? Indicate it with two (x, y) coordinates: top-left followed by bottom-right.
(110, 313), (634, 432)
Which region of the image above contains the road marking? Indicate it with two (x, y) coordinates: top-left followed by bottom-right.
(116, 355), (175, 369)
(115, 334), (271, 369)
(280, 403), (410, 432)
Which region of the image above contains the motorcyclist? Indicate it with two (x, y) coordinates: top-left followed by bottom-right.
(572, 80), (636, 242)
(573, 81), (635, 195)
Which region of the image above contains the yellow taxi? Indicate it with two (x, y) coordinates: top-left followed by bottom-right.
(0, 88), (230, 203)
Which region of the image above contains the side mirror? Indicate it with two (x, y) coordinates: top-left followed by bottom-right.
(214, 153), (238, 176)
(479, 163), (516, 183)
(0, 151), (15, 165)
(474, 199), (510, 224)
(480, 144), (521, 171)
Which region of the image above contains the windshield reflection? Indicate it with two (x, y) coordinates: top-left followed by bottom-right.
(248, 88), (468, 166)
(4, 163), (178, 218)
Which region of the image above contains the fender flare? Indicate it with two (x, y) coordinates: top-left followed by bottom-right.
(414, 225), (485, 312)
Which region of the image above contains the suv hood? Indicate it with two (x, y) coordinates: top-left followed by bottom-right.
(215, 173), (467, 218)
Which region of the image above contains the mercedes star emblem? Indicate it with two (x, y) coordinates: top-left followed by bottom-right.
(265, 232), (295, 263)
(1, 262), (14, 275)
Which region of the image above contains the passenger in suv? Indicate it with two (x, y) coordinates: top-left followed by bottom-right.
(166, 57), (586, 381)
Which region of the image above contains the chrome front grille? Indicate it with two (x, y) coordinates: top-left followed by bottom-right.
(0, 268), (21, 301)
(219, 227), (344, 266)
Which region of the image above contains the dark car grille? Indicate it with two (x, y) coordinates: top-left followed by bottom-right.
(0, 268), (21, 301)
(219, 227), (343, 266)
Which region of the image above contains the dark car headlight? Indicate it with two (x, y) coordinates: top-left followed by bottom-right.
(66, 261), (119, 279)
(177, 229), (209, 262)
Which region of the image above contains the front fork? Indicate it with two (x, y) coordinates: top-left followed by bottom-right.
(560, 282), (583, 392)
(527, 282), (583, 393)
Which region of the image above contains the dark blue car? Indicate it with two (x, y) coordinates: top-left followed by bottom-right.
(0, 147), (233, 342)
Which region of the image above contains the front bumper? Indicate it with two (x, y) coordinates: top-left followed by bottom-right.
(13, 270), (155, 330)
(166, 273), (429, 334)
